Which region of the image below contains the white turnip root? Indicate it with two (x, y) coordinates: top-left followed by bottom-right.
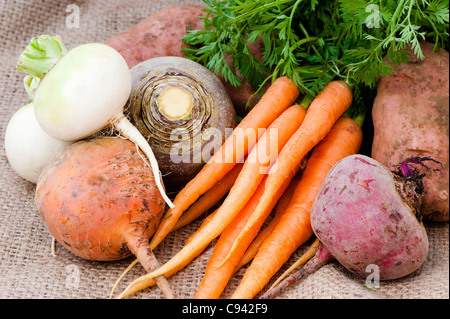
(261, 154), (429, 299)
(35, 137), (174, 298)
(4, 103), (71, 183)
(16, 35), (174, 208)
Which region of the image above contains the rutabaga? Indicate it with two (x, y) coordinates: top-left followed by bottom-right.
(16, 35), (174, 208)
(4, 103), (71, 183)
(125, 56), (237, 190)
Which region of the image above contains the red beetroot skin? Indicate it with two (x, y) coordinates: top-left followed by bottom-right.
(310, 154), (429, 280)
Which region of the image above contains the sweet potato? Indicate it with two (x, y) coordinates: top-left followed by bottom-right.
(105, 5), (265, 116)
(372, 41), (449, 221)
(105, 5), (206, 69)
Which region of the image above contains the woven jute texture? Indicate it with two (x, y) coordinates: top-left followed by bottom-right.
(0, 0), (448, 299)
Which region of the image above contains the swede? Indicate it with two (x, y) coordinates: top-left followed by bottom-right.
(261, 154), (429, 298)
(125, 56), (236, 190)
(4, 103), (71, 183)
(16, 35), (174, 208)
(35, 137), (174, 298)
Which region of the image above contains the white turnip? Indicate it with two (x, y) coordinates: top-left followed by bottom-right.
(4, 103), (71, 183)
(16, 35), (173, 208)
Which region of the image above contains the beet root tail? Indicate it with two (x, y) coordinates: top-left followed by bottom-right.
(259, 243), (333, 299)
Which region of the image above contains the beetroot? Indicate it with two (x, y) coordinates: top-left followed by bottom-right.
(311, 154), (429, 280)
(261, 154), (429, 299)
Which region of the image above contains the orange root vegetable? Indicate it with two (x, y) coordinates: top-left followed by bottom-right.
(231, 116), (363, 299)
(184, 208), (219, 246)
(183, 104), (306, 264)
(149, 76), (300, 249)
(110, 201), (220, 299)
(224, 80), (353, 265)
(194, 169), (300, 299)
(171, 163), (244, 232)
(118, 92), (303, 299)
(234, 171), (304, 272)
(35, 137), (174, 299)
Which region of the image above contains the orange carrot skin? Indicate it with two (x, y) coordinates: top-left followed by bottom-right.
(180, 104), (306, 251)
(166, 104), (306, 270)
(226, 80), (353, 261)
(194, 172), (295, 299)
(231, 116), (363, 299)
(118, 98), (304, 299)
(172, 163), (244, 232)
(234, 171), (304, 272)
(261, 81), (353, 206)
(194, 178), (270, 299)
(184, 208), (218, 245)
(149, 77), (300, 249)
(204, 104), (306, 233)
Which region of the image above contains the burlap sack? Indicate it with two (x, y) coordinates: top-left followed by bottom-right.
(0, 0), (448, 299)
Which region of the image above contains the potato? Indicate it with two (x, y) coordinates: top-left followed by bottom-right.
(371, 41), (449, 222)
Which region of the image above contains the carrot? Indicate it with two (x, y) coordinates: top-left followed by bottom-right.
(110, 162), (242, 298)
(234, 171), (304, 273)
(110, 164), (241, 299)
(183, 104), (306, 247)
(112, 164), (242, 298)
(149, 76), (300, 249)
(198, 103), (306, 235)
(194, 172), (296, 299)
(184, 208), (218, 245)
(171, 163), (244, 232)
(223, 80), (353, 264)
(266, 237), (320, 293)
(230, 116), (363, 299)
(118, 102), (306, 299)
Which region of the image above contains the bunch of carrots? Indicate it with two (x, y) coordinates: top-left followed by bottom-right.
(115, 76), (363, 299)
